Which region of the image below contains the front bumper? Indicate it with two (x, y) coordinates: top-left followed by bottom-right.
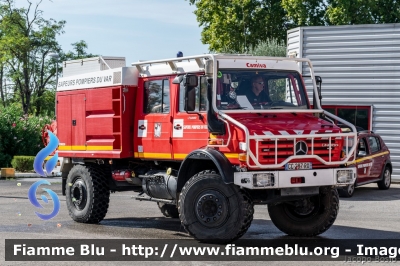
(234, 167), (356, 189)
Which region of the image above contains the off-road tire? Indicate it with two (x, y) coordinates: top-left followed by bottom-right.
(338, 183), (355, 198)
(377, 166), (391, 190)
(178, 170), (254, 243)
(268, 186), (339, 236)
(66, 164), (110, 223)
(157, 203), (179, 218)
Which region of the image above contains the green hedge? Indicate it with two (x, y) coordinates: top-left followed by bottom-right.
(11, 156), (35, 172)
(0, 103), (52, 167)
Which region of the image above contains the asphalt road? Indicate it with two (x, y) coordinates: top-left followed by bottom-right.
(1, 178), (400, 266)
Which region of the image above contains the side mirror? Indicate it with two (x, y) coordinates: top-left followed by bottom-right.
(184, 74), (198, 87)
(310, 75), (322, 110)
(206, 78), (226, 135)
(184, 74), (198, 111)
(185, 87), (196, 111)
(315, 76), (322, 103)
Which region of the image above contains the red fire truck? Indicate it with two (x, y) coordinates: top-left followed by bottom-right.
(50, 54), (357, 242)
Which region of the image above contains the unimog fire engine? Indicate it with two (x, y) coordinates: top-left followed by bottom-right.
(48, 54), (357, 242)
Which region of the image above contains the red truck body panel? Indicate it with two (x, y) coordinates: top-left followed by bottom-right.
(57, 85), (137, 159)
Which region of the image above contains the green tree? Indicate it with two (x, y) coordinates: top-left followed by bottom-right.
(283, 0), (400, 26)
(282, 0), (326, 26)
(0, 0), (65, 115)
(64, 40), (97, 60)
(188, 0), (291, 53)
(0, 1), (96, 116)
(189, 0), (400, 52)
(0, 65), (4, 107)
(326, 0), (400, 25)
(249, 38), (287, 57)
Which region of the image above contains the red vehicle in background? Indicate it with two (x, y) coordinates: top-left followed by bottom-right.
(339, 129), (391, 197)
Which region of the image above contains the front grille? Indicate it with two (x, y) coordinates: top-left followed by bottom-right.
(255, 138), (342, 166)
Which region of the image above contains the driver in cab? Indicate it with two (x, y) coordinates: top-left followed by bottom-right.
(245, 76), (271, 107)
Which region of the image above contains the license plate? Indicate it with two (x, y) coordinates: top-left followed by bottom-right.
(285, 162), (312, 170)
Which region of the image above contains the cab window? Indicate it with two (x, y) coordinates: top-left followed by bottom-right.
(368, 137), (380, 153)
(143, 79), (170, 113)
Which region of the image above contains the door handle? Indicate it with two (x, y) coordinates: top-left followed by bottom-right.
(72, 119), (76, 126)
(174, 124), (182, 130)
(139, 125), (146, 130)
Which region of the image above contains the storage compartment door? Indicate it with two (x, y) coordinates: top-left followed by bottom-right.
(57, 95), (72, 148)
(71, 94), (86, 150)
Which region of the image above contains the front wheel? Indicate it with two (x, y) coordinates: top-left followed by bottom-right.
(66, 164), (110, 223)
(268, 187), (339, 236)
(179, 170), (254, 242)
(377, 166), (391, 190)
(338, 183), (355, 198)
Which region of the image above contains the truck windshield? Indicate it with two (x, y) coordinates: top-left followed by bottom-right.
(216, 69), (308, 110)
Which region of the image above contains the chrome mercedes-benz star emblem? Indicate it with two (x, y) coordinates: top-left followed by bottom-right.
(295, 141), (308, 155)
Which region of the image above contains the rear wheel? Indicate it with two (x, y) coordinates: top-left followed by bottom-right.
(268, 187), (339, 236)
(179, 170), (254, 242)
(338, 183), (355, 198)
(377, 166), (391, 190)
(66, 164), (110, 223)
(157, 203), (179, 218)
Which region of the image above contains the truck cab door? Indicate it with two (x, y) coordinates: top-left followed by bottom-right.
(356, 138), (372, 183)
(171, 76), (209, 160)
(134, 78), (172, 159)
(367, 136), (385, 180)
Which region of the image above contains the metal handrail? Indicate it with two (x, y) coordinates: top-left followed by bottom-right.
(247, 132), (356, 168)
(219, 110), (357, 169)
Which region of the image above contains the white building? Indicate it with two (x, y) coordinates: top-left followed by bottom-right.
(288, 24), (400, 180)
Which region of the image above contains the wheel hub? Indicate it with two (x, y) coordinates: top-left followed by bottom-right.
(292, 198), (315, 216)
(384, 170), (390, 186)
(71, 179), (87, 210)
(195, 191), (228, 227)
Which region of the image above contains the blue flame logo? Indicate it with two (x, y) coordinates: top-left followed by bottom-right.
(33, 130), (59, 177)
(29, 130), (60, 220)
(28, 180), (60, 220)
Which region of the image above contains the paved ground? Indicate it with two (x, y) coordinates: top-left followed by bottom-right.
(1, 178), (400, 265)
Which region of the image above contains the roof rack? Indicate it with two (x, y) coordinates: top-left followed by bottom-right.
(131, 54), (210, 77)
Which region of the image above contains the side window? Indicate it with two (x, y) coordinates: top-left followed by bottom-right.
(375, 137), (381, 151)
(368, 137), (380, 153)
(143, 79), (170, 114)
(179, 76), (208, 112)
